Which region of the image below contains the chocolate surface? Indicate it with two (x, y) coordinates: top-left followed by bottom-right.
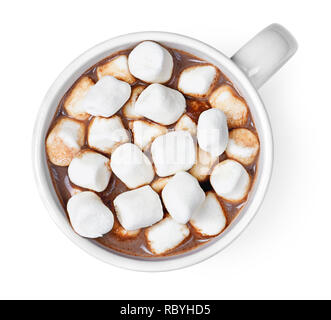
(45, 43), (259, 257)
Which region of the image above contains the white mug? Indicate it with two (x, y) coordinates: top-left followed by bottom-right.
(32, 24), (297, 271)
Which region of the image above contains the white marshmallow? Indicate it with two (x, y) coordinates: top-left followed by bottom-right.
(46, 117), (85, 166)
(97, 55), (135, 84)
(226, 128), (260, 166)
(114, 185), (163, 230)
(63, 76), (94, 120)
(189, 147), (218, 181)
(77, 76), (131, 117)
(178, 65), (218, 97)
(190, 192), (226, 236)
(175, 114), (197, 136)
(162, 172), (205, 224)
(112, 220), (140, 239)
(67, 191), (114, 238)
(110, 143), (154, 189)
(135, 84), (186, 125)
(122, 85), (145, 119)
(88, 116), (130, 154)
(151, 131), (196, 177)
(68, 150), (111, 192)
(130, 120), (167, 151)
(128, 41), (173, 83)
(151, 176), (171, 193)
(209, 85), (248, 128)
(145, 216), (190, 255)
(210, 159), (250, 202)
(197, 108), (229, 157)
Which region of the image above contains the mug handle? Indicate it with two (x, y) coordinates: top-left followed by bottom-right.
(231, 23), (298, 89)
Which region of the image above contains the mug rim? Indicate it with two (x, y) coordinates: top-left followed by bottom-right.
(32, 31), (273, 272)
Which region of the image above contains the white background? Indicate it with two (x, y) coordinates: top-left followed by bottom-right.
(1, 0), (330, 300)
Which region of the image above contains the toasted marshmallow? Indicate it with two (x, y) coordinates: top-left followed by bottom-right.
(112, 219), (140, 239)
(162, 172), (205, 224)
(175, 114), (197, 136)
(190, 192), (226, 236)
(151, 177), (171, 193)
(122, 85), (145, 120)
(88, 116), (130, 154)
(128, 41), (173, 83)
(67, 191), (114, 238)
(77, 76), (131, 117)
(110, 143), (154, 189)
(145, 216), (190, 255)
(63, 76), (94, 120)
(46, 117), (85, 166)
(114, 185), (163, 230)
(197, 108), (229, 157)
(209, 85), (248, 128)
(130, 120), (167, 151)
(68, 150), (111, 192)
(210, 159), (250, 202)
(189, 147), (218, 181)
(97, 55), (135, 84)
(135, 84), (186, 125)
(226, 128), (260, 166)
(178, 65), (218, 97)
(151, 131), (196, 177)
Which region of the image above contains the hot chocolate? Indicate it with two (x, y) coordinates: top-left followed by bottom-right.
(45, 41), (259, 257)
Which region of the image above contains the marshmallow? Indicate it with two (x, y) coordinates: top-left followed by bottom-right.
(63, 76), (94, 120)
(209, 85), (248, 128)
(151, 131), (196, 177)
(46, 117), (85, 166)
(97, 55), (135, 84)
(130, 120), (167, 151)
(151, 177), (171, 193)
(226, 128), (260, 166)
(77, 76), (131, 117)
(197, 108), (229, 157)
(110, 143), (154, 189)
(190, 192), (226, 236)
(114, 185), (163, 230)
(112, 219), (140, 239)
(189, 147), (218, 181)
(122, 85), (145, 120)
(88, 116), (130, 154)
(175, 114), (197, 136)
(162, 172), (205, 224)
(210, 159), (250, 202)
(145, 216), (190, 255)
(135, 84), (186, 125)
(68, 150), (111, 192)
(128, 41), (174, 83)
(67, 191), (114, 238)
(178, 65), (218, 97)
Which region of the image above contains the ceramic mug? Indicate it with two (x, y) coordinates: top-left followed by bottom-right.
(33, 24), (297, 271)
